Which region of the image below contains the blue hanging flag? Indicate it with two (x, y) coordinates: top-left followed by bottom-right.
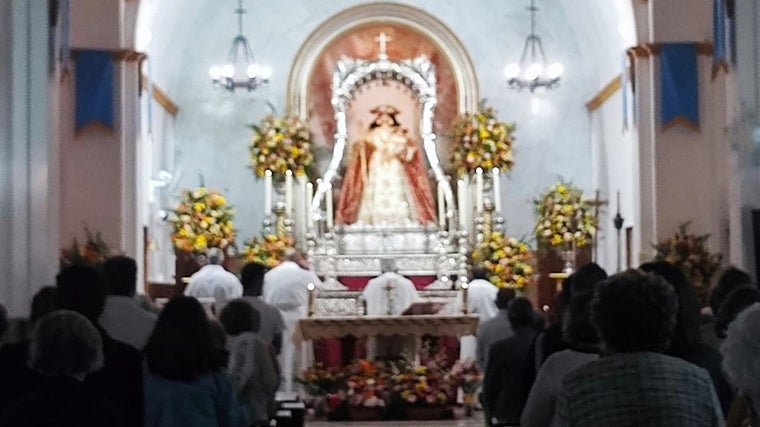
(713, 0), (729, 78)
(659, 43), (699, 129)
(75, 49), (114, 130)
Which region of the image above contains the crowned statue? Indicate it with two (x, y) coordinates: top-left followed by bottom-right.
(336, 105), (437, 226)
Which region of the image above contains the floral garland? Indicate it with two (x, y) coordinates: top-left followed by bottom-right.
(249, 114), (313, 178)
(652, 221), (723, 300)
(449, 106), (515, 176)
(242, 233), (295, 268)
(60, 225), (112, 268)
(471, 232), (536, 289)
(166, 187), (235, 253)
(534, 180), (598, 248)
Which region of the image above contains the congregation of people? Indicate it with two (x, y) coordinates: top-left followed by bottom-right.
(1, 248), (760, 427)
(0, 248), (320, 426)
(477, 262), (760, 427)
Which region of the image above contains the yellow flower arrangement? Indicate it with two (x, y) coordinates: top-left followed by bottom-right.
(471, 232), (536, 289)
(449, 105), (516, 176)
(243, 233), (295, 268)
(167, 187), (235, 253)
(534, 180), (598, 248)
(249, 114), (313, 179)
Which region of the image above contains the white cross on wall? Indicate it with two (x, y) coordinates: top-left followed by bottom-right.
(374, 32), (392, 57)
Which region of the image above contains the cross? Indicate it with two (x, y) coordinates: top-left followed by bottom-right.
(374, 32), (392, 57)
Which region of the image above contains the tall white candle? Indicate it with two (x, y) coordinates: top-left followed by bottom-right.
(264, 170), (272, 216)
(285, 170), (294, 218)
(326, 184), (334, 229)
(492, 168), (502, 212)
(306, 182), (314, 230)
(457, 179), (466, 228)
(475, 168), (484, 213)
(437, 182), (445, 228)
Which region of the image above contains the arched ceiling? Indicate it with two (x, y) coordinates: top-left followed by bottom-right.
(136, 0), (637, 99)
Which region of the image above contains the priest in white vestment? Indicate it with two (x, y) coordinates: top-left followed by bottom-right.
(458, 266), (499, 361)
(262, 249), (323, 393)
(361, 259), (420, 359)
(184, 248), (242, 309)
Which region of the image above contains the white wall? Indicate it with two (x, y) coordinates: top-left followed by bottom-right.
(0, 1), (57, 316)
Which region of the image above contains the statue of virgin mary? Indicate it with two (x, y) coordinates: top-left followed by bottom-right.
(336, 105), (437, 226)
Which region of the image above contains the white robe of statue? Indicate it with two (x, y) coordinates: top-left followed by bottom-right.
(362, 271), (420, 359)
(458, 279), (499, 361)
(262, 261), (323, 393)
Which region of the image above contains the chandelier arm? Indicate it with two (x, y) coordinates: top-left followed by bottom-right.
(534, 36), (548, 65)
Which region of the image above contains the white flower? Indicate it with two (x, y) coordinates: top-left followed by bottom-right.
(543, 230), (552, 237)
(180, 214), (191, 223)
(200, 221), (209, 229)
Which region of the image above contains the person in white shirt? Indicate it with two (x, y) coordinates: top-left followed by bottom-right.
(361, 259), (420, 359)
(460, 266), (500, 360)
(99, 255), (157, 350)
(184, 248), (242, 307)
(240, 262), (285, 354)
(263, 249), (323, 393)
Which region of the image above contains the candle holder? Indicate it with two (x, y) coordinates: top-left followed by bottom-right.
(459, 279), (470, 314)
(307, 282), (316, 317)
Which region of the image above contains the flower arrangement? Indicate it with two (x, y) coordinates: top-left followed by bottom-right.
(249, 114), (313, 178)
(299, 363), (344, 396)
(652, 221), (723, 301)
(60, 225), (112, 267)
(344, 360), (390, 408)
(534, 180), (598, 248)
(448, 358), (482, 395)
(166, 187), (235, 253)
(392, 364), (453, 407)
(449, 105), (516, 176)
(242, 233), (295, 268)
(471, 232), (536, 289)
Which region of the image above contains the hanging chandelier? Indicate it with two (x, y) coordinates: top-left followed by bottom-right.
(503, 0), (563, 92)
(208, 0), (271, 92)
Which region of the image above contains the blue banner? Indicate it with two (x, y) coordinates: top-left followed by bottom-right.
(75, 49), (114, 130)
(659, 43), (699, 129)
(713, 0), (729, 78)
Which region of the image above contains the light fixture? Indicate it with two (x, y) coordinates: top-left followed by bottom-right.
(504, 0), (563, 92)
(209, 0), (271, 92)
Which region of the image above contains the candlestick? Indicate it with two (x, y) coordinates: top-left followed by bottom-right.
(461, 281), (469, 314)
(437, 182), (445, 228)
(264, 170), (272, 216)
(457, 179), (466, 228)
(475, 168), (484, 213)
(285, 170), (293, 218)
(307, 282), (315, 317)
(492, 168), (502, 213)
(306, 182), (314, 231)
(326, 184), (334, 229)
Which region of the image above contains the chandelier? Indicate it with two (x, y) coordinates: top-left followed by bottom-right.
(208, 0), (271, 92)
(503, 0), (563, 92)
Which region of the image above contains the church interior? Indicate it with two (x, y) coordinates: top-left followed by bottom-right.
(2, 0), (760, 425)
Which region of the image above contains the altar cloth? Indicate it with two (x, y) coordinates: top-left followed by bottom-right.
(294, 314), (479, 342)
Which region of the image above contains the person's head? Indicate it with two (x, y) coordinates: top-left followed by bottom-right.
(722, 303), (760, 404)
(556, 273), (576, 308)
(219, 299), (260, 336)
(495, 288), (516, 310)
(29, 310), (103, 379)
(103, 255), (137, 297)
(56, 265), (107, 323)
(30, 286), (58, 325)
(639, 261), (702, 356)
(572, 263), (608, 296)
(207, 247), (225, 265)
(715, 286), (760, 338)
(592, 270), (678, 354)
(380, 259), (398, 274)
(507, 297), (535, 329)
(144, 296), (217, 381)
(562, 291), (600, 351)
(710, 267), (753, 315)
(471, 266), (488, 281)
(240, 262), (267, 296)
(284, 248), (307, 268)
(370, 105), (400, 128)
